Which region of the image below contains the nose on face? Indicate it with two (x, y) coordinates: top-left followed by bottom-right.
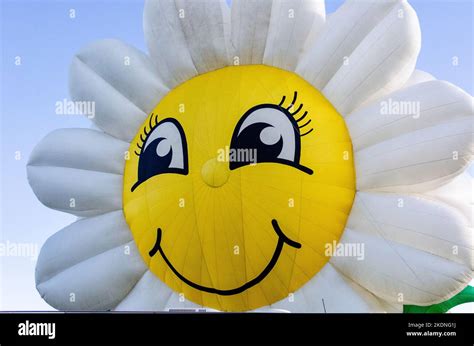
(201, 158), (230, 188)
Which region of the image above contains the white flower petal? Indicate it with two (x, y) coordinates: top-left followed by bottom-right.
(375, 298), (403, 313)
(163, 291), (202, 311)
(230, 0), (272, 65)
(28, 128), (129, 175)
(268, 263), (388, 312)
(346, 80), (473, 152)
(27, 129), (125, 216)
(262, 0), (325, 71)
(36, 211), (132, 285)
(144, 0), (230, 88)
(115, 271), (174, 311)
(72, 39), (168, 114)
(115, 271), (202, 311)
(426, 172), (473, 225)
(355, 118), (473, 192)
(331, 192), (473, 305)
(27, 166), (122, 217)
(297, 0), (406, 89)
(37, 240), (146, 311)
(318, 0), (421, 115)
(403, 69), (435, 88)
(70, 39), (168, 141)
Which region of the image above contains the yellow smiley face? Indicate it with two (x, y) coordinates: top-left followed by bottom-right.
(123, 65), (355, 311)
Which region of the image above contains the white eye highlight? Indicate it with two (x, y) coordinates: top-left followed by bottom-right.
(260, 126), (281, 146)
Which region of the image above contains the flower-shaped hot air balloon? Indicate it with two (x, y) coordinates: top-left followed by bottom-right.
(27, 0), (473, 312)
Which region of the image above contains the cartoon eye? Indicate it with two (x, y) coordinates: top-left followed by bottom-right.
(229, 92), (313, 174)
(131, 116), (188, 191)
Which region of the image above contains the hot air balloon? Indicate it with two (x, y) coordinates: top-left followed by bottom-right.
(27, 0), (473, 312)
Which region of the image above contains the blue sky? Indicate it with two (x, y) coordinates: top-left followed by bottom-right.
(1, 0), (473, 311)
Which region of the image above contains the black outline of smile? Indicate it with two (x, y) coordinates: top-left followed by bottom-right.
(148, 219), (302, 296)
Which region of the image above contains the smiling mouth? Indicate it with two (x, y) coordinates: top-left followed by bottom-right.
(148, 219), (302, 296)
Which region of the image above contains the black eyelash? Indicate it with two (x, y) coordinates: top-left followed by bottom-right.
(278, 95), (286, 107)
(277, 91), (314, 137)
(295, 111), (308, 123)
(290, 103), (303, 116)
(301, 129), (314, 137)
(135, 113), (159, 156)
(298, 119), (312, 129)
(288, 91), (298, 109)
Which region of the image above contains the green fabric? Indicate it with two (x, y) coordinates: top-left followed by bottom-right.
(404, 285), (474, 313)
